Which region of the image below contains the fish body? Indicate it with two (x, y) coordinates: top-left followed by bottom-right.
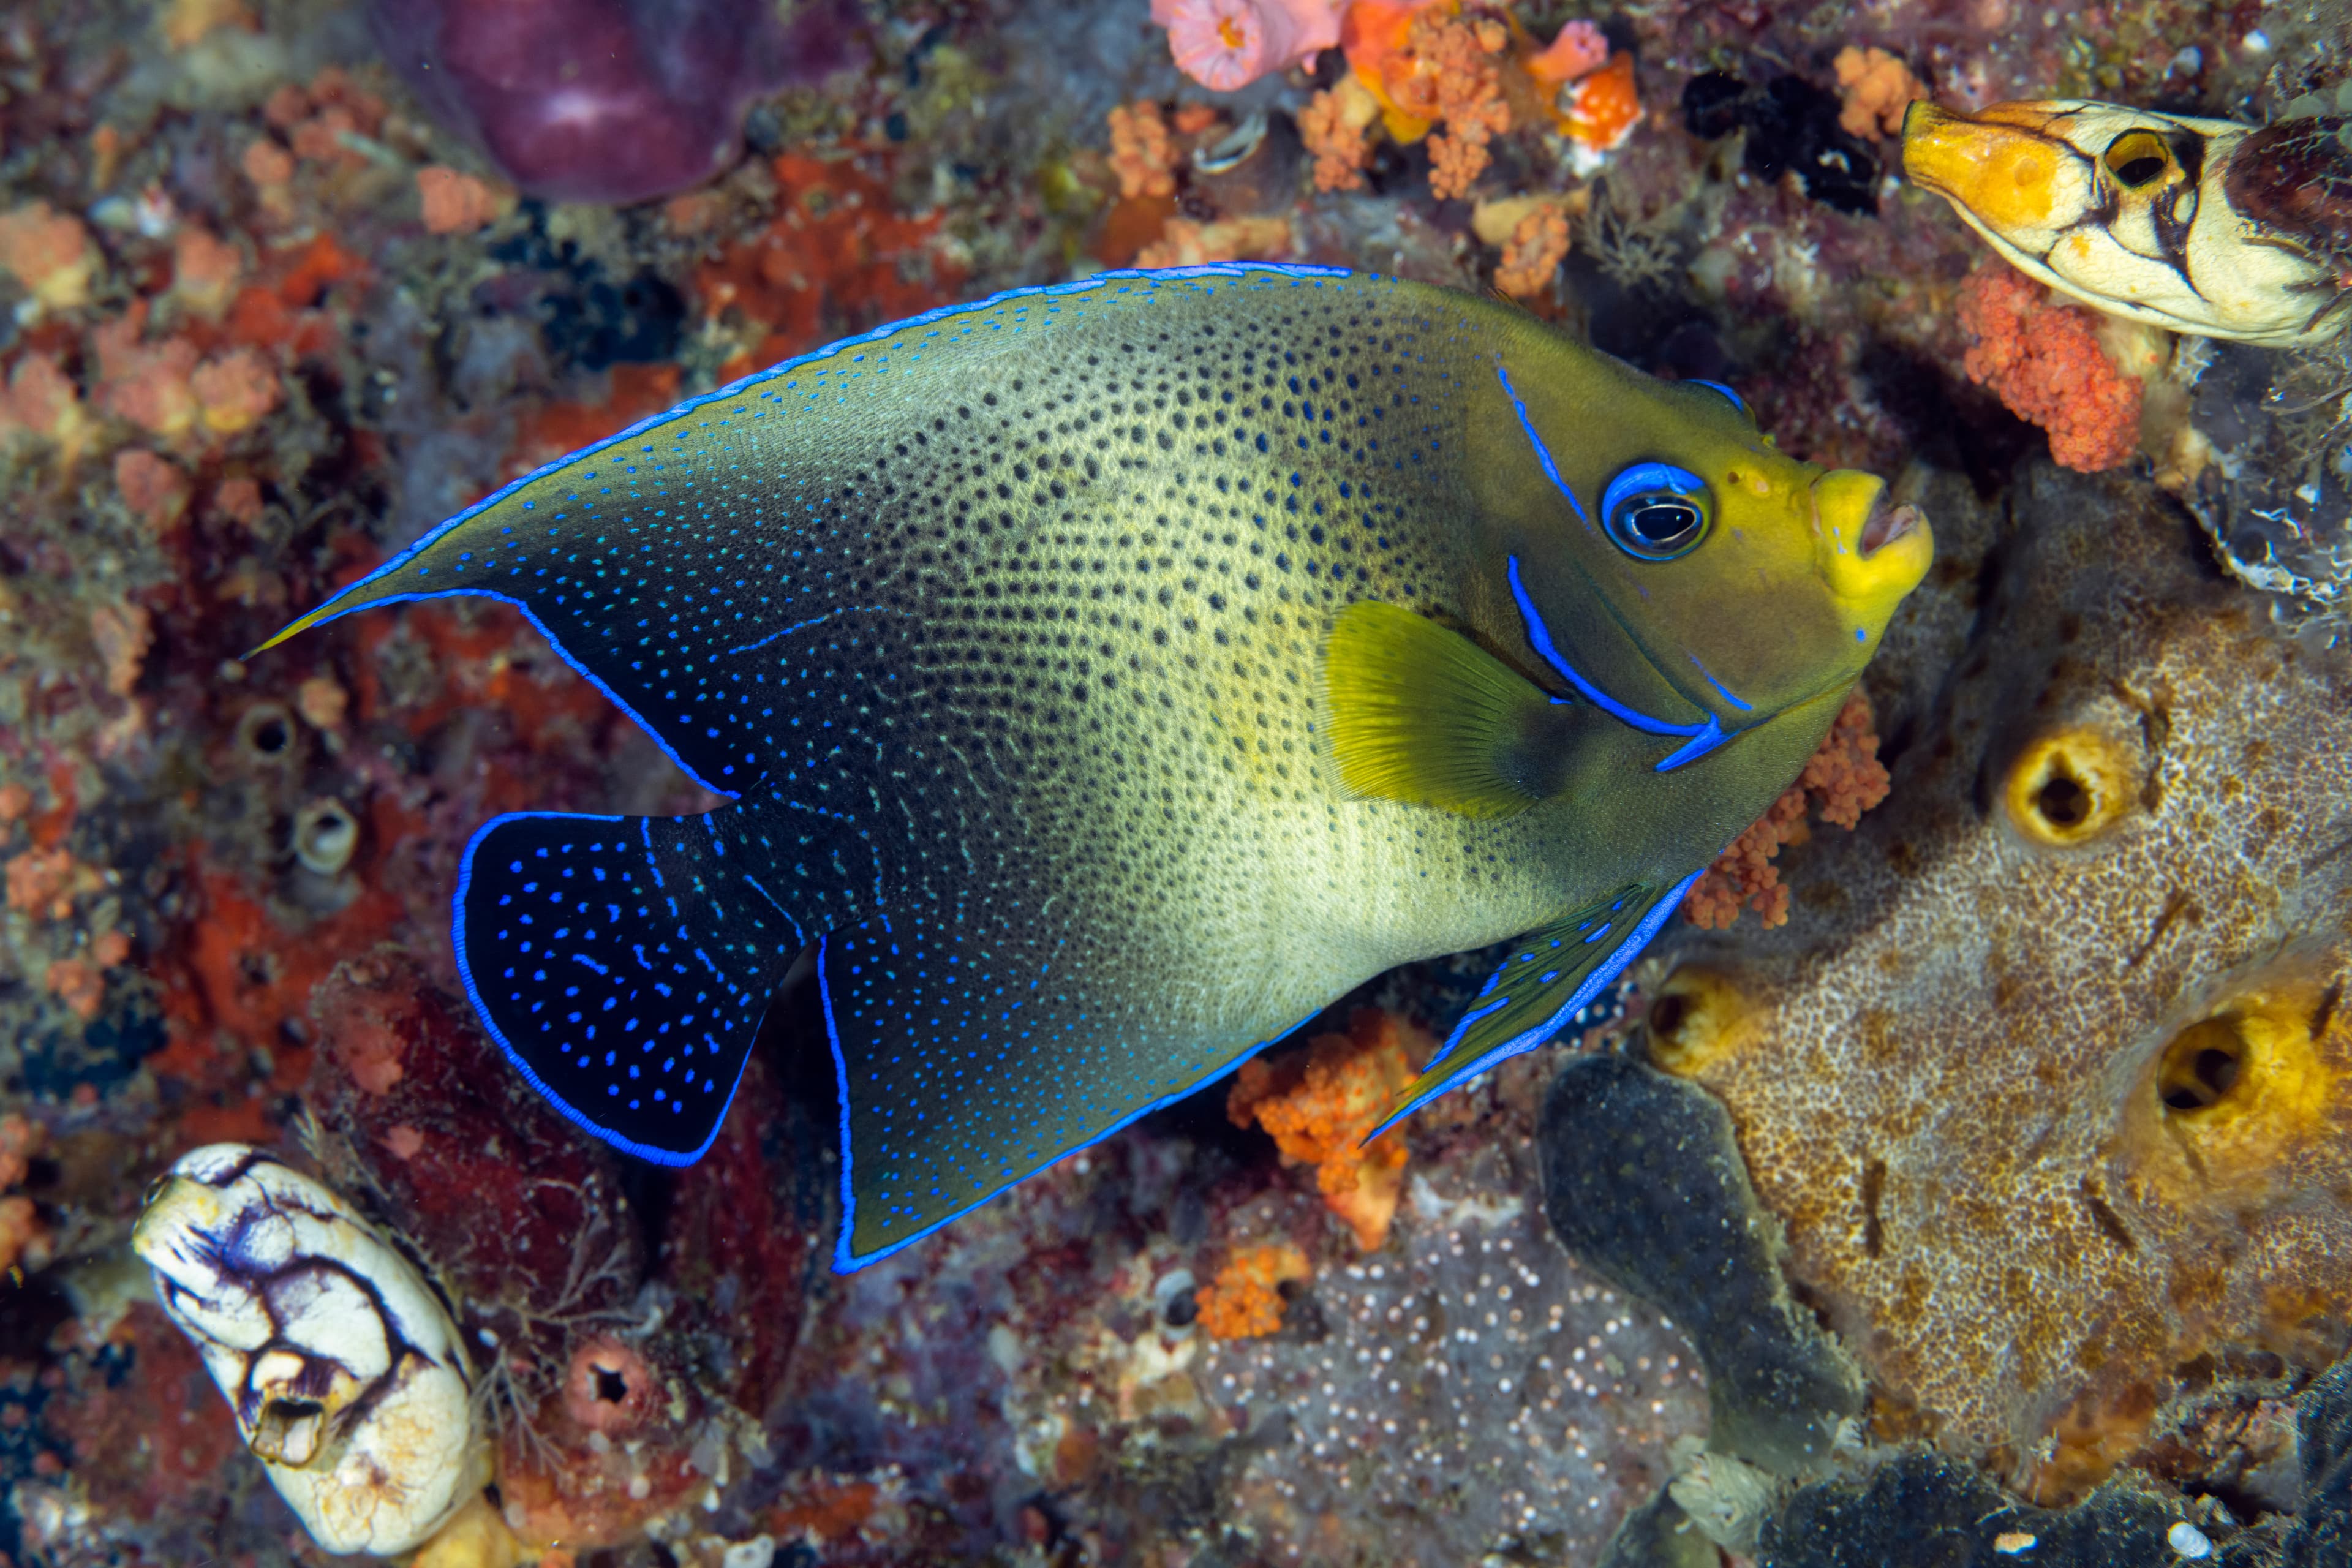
(1902, 99), (2352, 345)
(262, 265), (1929, 1268)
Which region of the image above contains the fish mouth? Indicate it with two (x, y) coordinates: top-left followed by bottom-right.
(1812, 469), (1934, 614)
(1860, 497), (1923, 559)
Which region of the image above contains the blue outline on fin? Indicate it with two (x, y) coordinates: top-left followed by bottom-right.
(1504, 556), (1729, 772)
(822, 933), (1322, 1273)
(258, 262), (1357, 797)
(1687, 379), (1747, 416)
(1362, 864), (1706, 1142)
(451, 809), (752, 1168)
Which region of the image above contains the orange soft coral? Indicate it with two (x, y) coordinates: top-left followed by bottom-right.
(1401, 8), (1511, 200)
(1298, 77), (1381, 193)
(1226, 1008), (1425, 1250)
(1956, 265), (2142, 473)
(1195, 1243), (1310, 1339)
(0, 1194), (51, 1276)
(1136, 215), (1294, 269)
(0, 202), (99, 311)
(416, 166), (510, 235)
(0, 1113), (44, 1190)
(1684, 691), (1890, 930)
(0, 353), (92, 461)
(1832, 46), (1926, 139)
(190, 346), (282, 435)
(1494, 205), (1569, 298)
(170, 227), (243, 318)
(1107, 101), (1180, 200)
(115, 449), (190, 531)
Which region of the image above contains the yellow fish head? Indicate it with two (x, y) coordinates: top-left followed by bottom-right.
(1902, 98), (2348, 347)
(1474, 355), (1932, 767)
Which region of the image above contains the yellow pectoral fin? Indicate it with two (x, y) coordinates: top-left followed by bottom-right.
(1320, 599), (1569, 819)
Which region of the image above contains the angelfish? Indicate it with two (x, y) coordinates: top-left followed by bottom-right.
(258, 265), (1931, 1270)
(1902, 98), (2352, 345)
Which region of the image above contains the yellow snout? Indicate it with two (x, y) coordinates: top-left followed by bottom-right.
(1812, 470), (1932, 624)
(1902, 100), (2087, 232)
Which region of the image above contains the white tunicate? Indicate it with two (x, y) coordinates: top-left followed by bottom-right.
(131, 1144), (487, 1558)
(293, 797), (359, 876)
(2168, 1521), (2214, 1559)
(722, 1537), (778, 1568)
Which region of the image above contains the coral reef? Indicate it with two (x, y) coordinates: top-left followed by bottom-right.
(1194, 1241), (1311, 1338)
(5, 0), (2348, 1559)
(1645, 462), (2352, 1499)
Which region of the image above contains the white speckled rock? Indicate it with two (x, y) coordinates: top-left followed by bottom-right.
(130, 1144), (489, 1557)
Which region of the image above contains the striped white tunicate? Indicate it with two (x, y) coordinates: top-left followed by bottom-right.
(130, 1144), (488, 1556)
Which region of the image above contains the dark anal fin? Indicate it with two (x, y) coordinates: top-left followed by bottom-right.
(454, 807), (803, 1164)
(1370, 869), (1705, 1138)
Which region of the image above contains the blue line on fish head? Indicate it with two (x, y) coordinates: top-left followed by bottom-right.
(1464, 325), (1933, 762)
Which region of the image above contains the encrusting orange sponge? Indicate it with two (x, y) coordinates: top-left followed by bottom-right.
(1226, 1008), (1425, 1251)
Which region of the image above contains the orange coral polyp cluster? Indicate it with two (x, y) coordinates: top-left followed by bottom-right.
(1684, 691), (1890, 929)
(1494, 205), (1569, 298)
(1107, 101), (1181, 201)
(1226, 1008), (1425, 1251)
(1956, 265), (2143, 473)
(1195, 1243), (1311, 1339)
(1177, 4), (1630, 205)
(1832, 46), (1927, 140)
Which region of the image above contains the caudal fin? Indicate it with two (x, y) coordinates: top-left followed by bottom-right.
(454, 808), (803, 1164)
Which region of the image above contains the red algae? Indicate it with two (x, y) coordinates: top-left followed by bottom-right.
(693, 154), (965, 381)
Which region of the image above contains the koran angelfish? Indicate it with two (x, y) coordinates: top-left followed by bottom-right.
(258, 265), (1932, 1270)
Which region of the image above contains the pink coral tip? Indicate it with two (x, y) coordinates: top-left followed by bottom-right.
(1161, 0), (1338, 92)
(1527, 18), (1607, 88)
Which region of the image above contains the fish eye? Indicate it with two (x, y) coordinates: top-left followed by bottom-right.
(1600, 462), (1711, 561)
(1686, 380), (1752, 421)
(2102, 130), (2174, 189)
